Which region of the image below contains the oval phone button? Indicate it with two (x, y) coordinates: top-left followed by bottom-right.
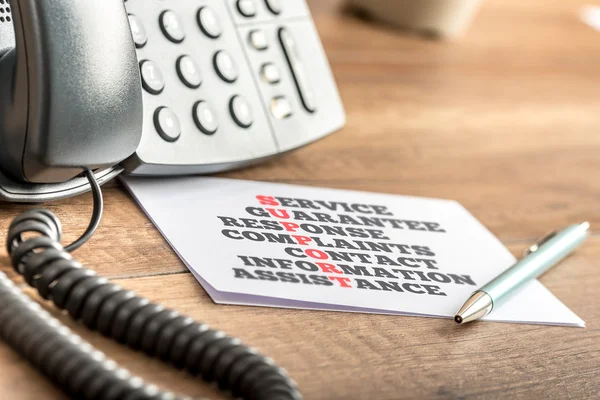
(237, 0), (257, 17)
(128, 14), (147, 48)
(260, 63), (280, 84)
(160, 10), (186, 43)
(265, 0), (282, 15)
(214, 51), (238, 83)
(140, 60), (165, 95)
(249, 30), (269, 51)
(230, 95), (253, 128)
(154, 107), (181, 142)
(193, 101), (219, 135)
(270, 96), (293, 119)
(177, 55), (202, 89)
(197, 7), (222, 39)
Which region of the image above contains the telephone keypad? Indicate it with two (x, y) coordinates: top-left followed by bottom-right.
(160, 10), (186, 43)
(123, 0), (345, 175)
(140, 60), (165, 95)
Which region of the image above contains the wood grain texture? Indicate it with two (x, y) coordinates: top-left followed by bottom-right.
(1, 0), (599, 398)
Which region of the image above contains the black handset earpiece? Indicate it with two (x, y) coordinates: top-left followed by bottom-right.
(0, 0), (142, 184)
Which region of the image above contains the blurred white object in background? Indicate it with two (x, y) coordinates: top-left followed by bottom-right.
(580, 5), (600, 31)
(348, 0), (484, 38)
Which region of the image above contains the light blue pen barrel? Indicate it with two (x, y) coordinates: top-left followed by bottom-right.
(482, 222), (590, 307)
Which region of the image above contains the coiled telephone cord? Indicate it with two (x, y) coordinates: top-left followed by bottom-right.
(0, 169), (301, 400)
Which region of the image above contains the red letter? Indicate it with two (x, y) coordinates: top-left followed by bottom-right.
(266, 208), (289, 219)
(256, 195), (279, 206)
(316, 262), (343, 274)
(328, 276), (353, 288)
(292, 235), (312, 246)
(305, 249), (328, 260)
(280, 222), (300, 232)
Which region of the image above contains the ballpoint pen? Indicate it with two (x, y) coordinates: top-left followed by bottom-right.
(455, 222), (591, 324)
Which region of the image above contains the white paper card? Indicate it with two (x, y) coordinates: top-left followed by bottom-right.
(121, 177), (584, 327)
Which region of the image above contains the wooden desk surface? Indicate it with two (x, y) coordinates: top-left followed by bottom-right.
(1, 0), (599, 398)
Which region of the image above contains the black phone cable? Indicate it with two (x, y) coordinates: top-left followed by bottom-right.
(0, 168), (301, 400)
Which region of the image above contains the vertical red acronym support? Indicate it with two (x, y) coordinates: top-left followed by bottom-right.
(256, 195), (352, 287)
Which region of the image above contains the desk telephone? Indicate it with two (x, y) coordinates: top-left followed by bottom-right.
(0, 1), (344, 399)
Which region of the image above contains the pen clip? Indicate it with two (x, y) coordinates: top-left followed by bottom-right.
(523, 230), (558, 257)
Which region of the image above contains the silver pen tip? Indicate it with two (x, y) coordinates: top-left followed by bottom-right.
(454, 291), (493, 324)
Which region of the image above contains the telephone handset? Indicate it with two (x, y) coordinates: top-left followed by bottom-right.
(0, 0), (343, 398)
(0, 0), (144, 200)
(0, 0), (345, 201)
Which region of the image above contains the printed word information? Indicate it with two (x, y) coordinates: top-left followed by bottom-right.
(221, 195), (472, 298)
